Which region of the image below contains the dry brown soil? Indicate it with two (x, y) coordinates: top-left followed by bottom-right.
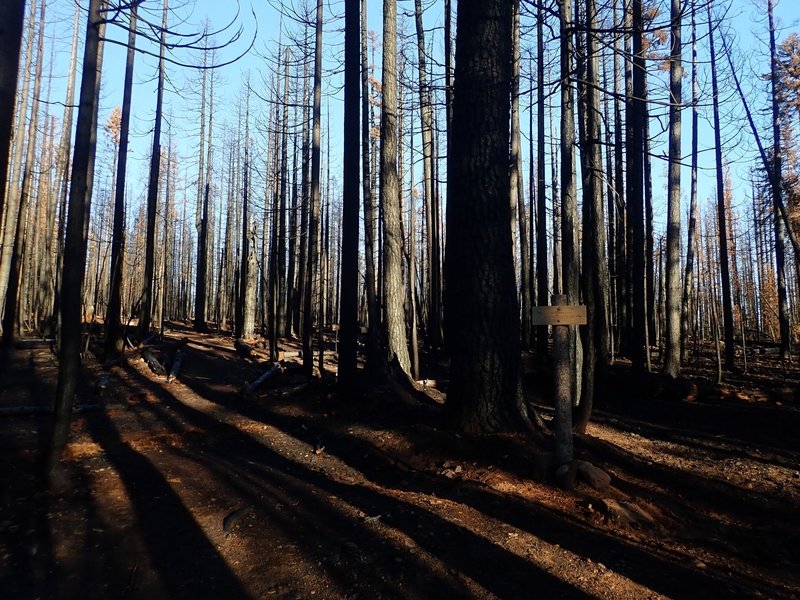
(1, 326), (798, 599)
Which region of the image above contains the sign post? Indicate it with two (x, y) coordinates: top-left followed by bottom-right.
(531, 295), (587, 485)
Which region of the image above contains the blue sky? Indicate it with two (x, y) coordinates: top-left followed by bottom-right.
(37, 0), (800, 250)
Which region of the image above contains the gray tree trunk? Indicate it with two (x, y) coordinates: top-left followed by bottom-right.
(0, 0), (25, 260)
(445, 0), (526, 433)
(361, 0), (380, 372)
(535, 6), (549, 355)
(106, 4), (137, 358)
(663, 0), (683, 377)
(46, 0), (105, 486)
(510, 0), (531, 350)
(707, 0), (736, 369)
(304, 0), (323, 377)
(2, 0), (45, 347)
(339, 0), (361, 390)
(768, 0), (791, 361)
(140, 0), (168, 335)
(380, 0), (411, 376)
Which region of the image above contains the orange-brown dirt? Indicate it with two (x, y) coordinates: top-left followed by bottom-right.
(1, 325), (798, 599)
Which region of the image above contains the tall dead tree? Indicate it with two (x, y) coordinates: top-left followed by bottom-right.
(768, 0), (791, 361)
(559, 0), (582, 406)
(663, 0), (683, 377)
(707, 0), (735, 369)
(681, 6), (700, 361)
(445, 0), (527, 433)
(238, 88), (256, 339)
(51, 3), (81, 336)
(338, 0), (360, 390)
(511, 0), (531, 349)
(46, 0), (106, 486)
(361, 0), (380, 372)
(413, 0), (442, 348)
(194, 51), (210, 332)
(106, 4), (138, 357)
(0, 0), (25, 251)
(535, 6), (549, 356)
(140, 0), (169, 335)
(2, 0), (46, 347)
(576, 0), (608, 433)
(303, 0), (323, 377)
(629, 0), (648, 371)
(0, 1), (35, 321)
(380, 0), (411, 376)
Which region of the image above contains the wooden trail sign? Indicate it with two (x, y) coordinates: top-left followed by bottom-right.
(531, 304), (587, 326)
(536, 294), (585, 486)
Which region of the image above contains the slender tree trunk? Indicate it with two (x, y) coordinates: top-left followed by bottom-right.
(681, 7), (699, 362)
(106, 5), (137, 357)
(339, 0), (360, 389)
(0, 0), (25, 249)
(644, 84), (655, 356)
(535, 8), (549, 355)
(0, 1), (35, 320)
(768, 0), (791, 361)
(2, 0), (45, 347)
(140, 0), (168, 335)
(159, 141), (172, 332)
(46, 0), (105, 486)
(194, 55), (209, 332)
(413, 0), (441, 348)
(304, 0), (323, 377)
(286, 123), (299, 337)
(575, 0), (608, 433)
(295, 64), (310, 336)
(444, 0), (453, 132)
(663, 0), (683, 377)
(510, 0), (531, 349)
(50, 3), (81, 339)
(380, 0), (410, 376)
(239, 94), (256, 340)
(361, 0), (379, 372)
(707, 1), (736, 369)
(559, 0), (582, 407)
(628, 0), (647, 371)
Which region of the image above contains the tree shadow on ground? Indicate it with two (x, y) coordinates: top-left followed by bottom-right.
(118, 363), (592, 599)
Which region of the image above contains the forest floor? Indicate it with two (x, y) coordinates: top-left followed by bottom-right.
(1, 324), (799, 599)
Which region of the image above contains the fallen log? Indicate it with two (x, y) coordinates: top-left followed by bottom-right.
(235, 338), (255, 359)
(103, 343), (153, 368)
(244, 363), (283, 396)
(142, 348), (166, 376)
(166, 349), (184, 382)
(575, 459), (612, 491)
(138, 332), (159, 348)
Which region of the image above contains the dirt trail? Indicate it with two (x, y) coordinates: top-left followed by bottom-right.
(1, 333), (798, 599)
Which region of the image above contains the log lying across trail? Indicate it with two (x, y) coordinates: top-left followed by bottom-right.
(167, 349), (184, 382)
(244, 362), (284, 397)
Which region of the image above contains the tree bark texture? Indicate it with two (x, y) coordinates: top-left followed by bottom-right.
(380, 0), (411, 376)
(768, 0), (791, 361)
(707, 1), (736, 369)
(663, 0), (683, 377)
(341, 0), (362, 389)
(140, 0), (168, 335)
(46, 0), (105, 483)
(445, 0), (524, 433)
(304, 0), (323, 378)
(0, 0), (25, 245)
(106, 4), (137, 358)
